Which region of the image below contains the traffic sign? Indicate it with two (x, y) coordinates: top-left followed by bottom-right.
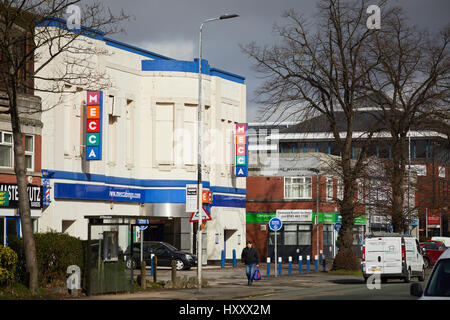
(334, 222), (342, 232)
(137, 219), (149, 230)
(189, 207), (212, 222)
(269, 217), (283, 231)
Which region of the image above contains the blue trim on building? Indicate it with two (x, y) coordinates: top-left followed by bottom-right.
(54, 182), (186, 203)
(210, 68), (245, 84)
(142, 59), (245, 84)
(39, 18), (104, 40)
(53, 182), (246, 207)
(43, 170), (246, 195)
(212, 194), (246, 208)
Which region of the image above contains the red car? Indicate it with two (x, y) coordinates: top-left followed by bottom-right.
(420, 241), (447, 268)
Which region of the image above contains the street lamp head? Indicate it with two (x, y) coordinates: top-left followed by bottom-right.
(219, 14), (239, 20)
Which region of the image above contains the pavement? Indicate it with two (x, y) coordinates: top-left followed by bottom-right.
(80, 261), (369, 300)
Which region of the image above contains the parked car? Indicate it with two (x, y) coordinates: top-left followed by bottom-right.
(410, 248), (450, 300)
(431, 237), (450, 248)
(420, 241), (447, 268)
(362, 232), (425, 283)
(125, 241), (197, 270)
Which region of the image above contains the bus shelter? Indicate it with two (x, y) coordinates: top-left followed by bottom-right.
(84, 215), (150, 296)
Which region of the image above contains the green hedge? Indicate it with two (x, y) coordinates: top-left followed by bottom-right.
(9, 232), (85, 286)
(0, 246), (18, 286)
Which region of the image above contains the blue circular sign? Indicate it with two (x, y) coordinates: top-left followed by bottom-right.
(269, 217), (283, 231)
(334, 223), (342, 232)
(138, 219), (149, 230)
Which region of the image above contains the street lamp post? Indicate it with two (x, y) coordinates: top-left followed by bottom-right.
(197, 14), (239, 291)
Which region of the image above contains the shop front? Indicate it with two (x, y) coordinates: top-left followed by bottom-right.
(246, 211), (366, 260)
(0, 183), (42, 246)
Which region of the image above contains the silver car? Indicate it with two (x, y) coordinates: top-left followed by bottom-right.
(411, 248), (450, 300)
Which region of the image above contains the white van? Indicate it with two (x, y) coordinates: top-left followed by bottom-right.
(362, 232), (425, 283)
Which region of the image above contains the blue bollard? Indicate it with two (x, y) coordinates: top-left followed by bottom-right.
(307, 255), (310, 273)
(323, 255), (326, 272)
(266, 257), (271, 277)
(361, 262), (364, 273)
(315, 255), (318, 272)
(150, 254), (154, 276)
(288, 256), (292, 275)
(299, 256), (303, 274)
(233, 249), (237, 268)
(278, 257), (282, 276)
(221, 250), (225, 268)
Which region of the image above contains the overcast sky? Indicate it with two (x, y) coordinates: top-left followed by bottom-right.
(104, 0), (450, 122)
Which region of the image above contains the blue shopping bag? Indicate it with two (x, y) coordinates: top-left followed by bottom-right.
(253, 267), (261, 280)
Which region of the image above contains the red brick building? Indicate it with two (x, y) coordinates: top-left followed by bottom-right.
(0, 20), (43, 246)
(245, 155), (367, 262)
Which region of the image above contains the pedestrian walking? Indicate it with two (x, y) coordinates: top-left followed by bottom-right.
(241, 240), (259, 285)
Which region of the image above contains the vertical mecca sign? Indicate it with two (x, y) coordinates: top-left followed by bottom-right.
(86, 91), (103, 160)
(235, 123), (248, 177)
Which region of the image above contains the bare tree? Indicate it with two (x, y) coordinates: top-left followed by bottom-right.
(242, 0), (388, 270)
(0, 0), (128, 293)
(364, 7), (450, 233)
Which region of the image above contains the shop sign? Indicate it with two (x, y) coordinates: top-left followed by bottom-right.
(86, 91), (103, 161)
(427, 213), (441, 228)
(0, 184), (42, 209)
(246, 212), (367, 225)
(336, 214), (367, 225)
(277, 209), (313, 222)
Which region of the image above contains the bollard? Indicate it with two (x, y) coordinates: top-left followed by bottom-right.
(307, 255), (310, 273)
(153, 255), (157, 282)
(221, 250), (225, 268)
(150, 254), (154, 276)
(288, 256), (292, 275)
(233, 249), (237, 268)
(315, 255), (318, 272)
(361, 262), (364, 273)
(171, 260), (177, 283)
(140, 261), (146, 289)
(323, 256), (326, 272)
(266, 257), (271, 277)
(299, 256), (303, 274)
(278, 257), (282, 276)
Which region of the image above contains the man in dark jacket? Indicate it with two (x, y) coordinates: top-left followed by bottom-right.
(241, 240), (260, 285)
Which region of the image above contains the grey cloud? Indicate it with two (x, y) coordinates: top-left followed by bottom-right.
(101, 0), (450, 121)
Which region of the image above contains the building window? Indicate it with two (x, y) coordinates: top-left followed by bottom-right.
(326, 178), (333, 201)
(298, 224), (312, 245)
(357, 180), (363, 203)
(283, 224), (298, 245)
(337, 179), (343, 200)
(284, 177), (312, 199)
(0, 132), (13, 168)
(155, 103), (174, 164)
(25, 135), (34, 171)
(323, 224), (333, 246)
